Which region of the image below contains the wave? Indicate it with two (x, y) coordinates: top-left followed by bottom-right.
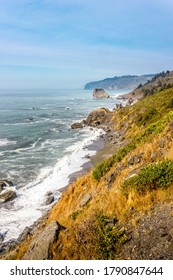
(0, 139), (17, 147)
(0, 127), (104, 242)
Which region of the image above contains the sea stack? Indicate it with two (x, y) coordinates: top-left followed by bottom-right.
(93, 88), (110, 99)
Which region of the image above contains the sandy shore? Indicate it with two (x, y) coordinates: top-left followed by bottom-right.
(58, 125), (122, 193)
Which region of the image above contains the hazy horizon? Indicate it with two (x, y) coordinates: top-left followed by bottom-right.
(0, 0), (173, 90)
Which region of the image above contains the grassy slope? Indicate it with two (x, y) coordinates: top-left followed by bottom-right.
(47, 87), (173, 259)
(9, 87), (173, 260)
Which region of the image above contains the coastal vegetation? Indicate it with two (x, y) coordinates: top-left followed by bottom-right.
(1, 72), (173, 260)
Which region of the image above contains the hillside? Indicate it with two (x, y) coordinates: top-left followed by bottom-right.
(123, 70), (173, 101)
(84, 74), (154, 90)
(1, 83), (173, 260)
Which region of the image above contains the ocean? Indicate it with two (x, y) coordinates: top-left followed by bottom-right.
(0, 89), (127, 242)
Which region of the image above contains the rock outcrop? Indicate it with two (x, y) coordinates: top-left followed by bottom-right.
(85, 108), (110, 127)
(23, 221), (62, 260)
(93, 88), (109, 99)
(0, 180), (16, 203)
(71, 122), (84, 129)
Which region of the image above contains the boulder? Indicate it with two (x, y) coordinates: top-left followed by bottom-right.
(45, 195), (54, 205)
(0, 190), (17, 203)
(23, 221), (62, 260)
(0, 180), (13, 193)
(71, 122), (83, 129)
(93, 88), (109, 99)
(85, 108), (110, 126)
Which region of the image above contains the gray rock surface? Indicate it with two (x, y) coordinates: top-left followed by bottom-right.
(80, 193), (92, 207)
(93, 88), (109, 99)
(23, 221), (61, 260)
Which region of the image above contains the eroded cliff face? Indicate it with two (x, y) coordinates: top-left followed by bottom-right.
(1, 86), (173, 260)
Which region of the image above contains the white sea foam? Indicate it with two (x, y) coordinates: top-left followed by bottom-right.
(0, 127), (105, 242)
(0, 139), (17, 147)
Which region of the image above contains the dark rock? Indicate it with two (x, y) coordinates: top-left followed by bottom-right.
(23, 221), (62, 260)
(18, 226), (33, 242)
(80, 193), (92, 207)
(71, 122), (83, 129)
(0, 233), (4, 243)
(45, 191), (53, 197)
(45, 195), (54, 205)
(93, 88), (109, 99)
(116, 103), (123, 109)
(0, 190), (17, 203)
(0, 180), (13, 192)
(0, 239), (19, 254)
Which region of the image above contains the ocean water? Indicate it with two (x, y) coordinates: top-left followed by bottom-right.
(0, 89), (127, 242)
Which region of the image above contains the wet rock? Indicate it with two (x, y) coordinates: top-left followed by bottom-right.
(45, 195), (54, 205)
(0, 180), (13, 193)
(23, 221), (62, 260)
(80, 193), (92, 207)
(93, 88), (109, 99)
(45, 191), (54, 205)
(71, 122), (83, 129)
(0, 233), (4, 243)
(18, 226), (33, 242)
(0, 190), (17, 203)
(0, 239), (19, 255)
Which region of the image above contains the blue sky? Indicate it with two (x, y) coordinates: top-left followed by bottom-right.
(0, 0), (173, 89)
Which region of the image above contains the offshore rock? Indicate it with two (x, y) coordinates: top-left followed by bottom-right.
(0, 190), (17, 203)
(0, 180), (13, 193)
(93, 88), (109, 99)
(22, 221), (61, 260)
(71, 122), (83, 129)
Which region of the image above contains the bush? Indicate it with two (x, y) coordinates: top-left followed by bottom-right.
(96, 214), (127, 259)
(136, 108), (158, 126)
(122, 160), (173, 195)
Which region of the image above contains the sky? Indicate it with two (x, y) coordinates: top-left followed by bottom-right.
(0, 0), (173, 89)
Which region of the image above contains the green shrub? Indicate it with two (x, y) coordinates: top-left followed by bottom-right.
(136, 108), (158, 126)
(122, 160), (173, 195)
(93, 158), (115, 181)
(96, 214), (127, 259)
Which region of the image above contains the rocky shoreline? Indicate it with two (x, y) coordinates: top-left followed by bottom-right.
(0, 94), (138, 257)
(0, 103), (127, 257)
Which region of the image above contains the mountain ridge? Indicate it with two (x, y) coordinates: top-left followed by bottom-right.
(84, 74), (155, 90)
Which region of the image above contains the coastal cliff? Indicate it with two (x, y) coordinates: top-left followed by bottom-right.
(1, 77), (173, 260)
